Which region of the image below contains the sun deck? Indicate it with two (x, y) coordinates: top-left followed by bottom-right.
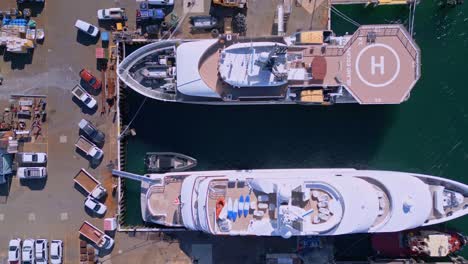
(206, 179), (276, 234)
(146, 175), (186, 226)
(197, 24), (419, 104)
(198, 37), (289, 101)
(206, 178), (344, 235)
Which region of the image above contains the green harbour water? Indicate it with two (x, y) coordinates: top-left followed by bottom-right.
(123, 2), (468, 259)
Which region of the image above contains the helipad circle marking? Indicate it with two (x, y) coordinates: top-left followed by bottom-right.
(355, 43), (400, 88)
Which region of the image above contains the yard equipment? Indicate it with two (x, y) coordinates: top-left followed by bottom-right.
(213, 0), (247, 8)
(189, 15), (219, 32)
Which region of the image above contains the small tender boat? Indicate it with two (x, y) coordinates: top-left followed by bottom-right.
(372, 229), (467, 258)
(144, 152), (197, 173)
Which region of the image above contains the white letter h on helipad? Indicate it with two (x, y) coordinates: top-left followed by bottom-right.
(371, 56), (384, 75)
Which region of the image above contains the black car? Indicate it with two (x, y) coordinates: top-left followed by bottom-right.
(189, 15), (219, 31)
(78, 119), (105, 146)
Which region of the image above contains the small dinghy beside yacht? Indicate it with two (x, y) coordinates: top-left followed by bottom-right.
(144, 152), (197, 173)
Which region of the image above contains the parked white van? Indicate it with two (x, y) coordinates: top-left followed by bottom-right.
(18, 167), (47, 179)
(20, 152), (47, 164)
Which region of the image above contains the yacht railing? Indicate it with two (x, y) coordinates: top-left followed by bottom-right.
(327, 25), (420, 80)
(352, 25), (421, 80)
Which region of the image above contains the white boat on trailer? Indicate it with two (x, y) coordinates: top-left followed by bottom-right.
(112, 168), (468, 237)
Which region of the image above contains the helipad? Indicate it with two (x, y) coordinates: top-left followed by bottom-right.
(338, 25), (420, 104)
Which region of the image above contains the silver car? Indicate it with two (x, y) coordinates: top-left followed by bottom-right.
(22, 239), (35, 264)
(50, 240), (63, 264)
(20, 152), (47, 165)
(74, 19), (99, 37)
(35, 239), (48, 264)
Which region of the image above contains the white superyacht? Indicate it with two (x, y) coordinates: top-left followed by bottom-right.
(113, 169), (468, 238)
(118, 24), (420, 105)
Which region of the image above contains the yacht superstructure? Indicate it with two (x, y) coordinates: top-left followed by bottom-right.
(118, 24), (420, 105)
(114, 169), (468, 237)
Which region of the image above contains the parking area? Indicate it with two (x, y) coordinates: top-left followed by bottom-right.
(0, 0), (194, 262)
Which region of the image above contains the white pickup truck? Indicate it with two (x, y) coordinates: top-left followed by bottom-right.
(75, 136), (103, 160)
(79, 221), (114, 250)
(72, 84), (97, 109)
(73, 168), (106, 199)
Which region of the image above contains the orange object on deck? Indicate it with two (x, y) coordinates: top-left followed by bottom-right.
(116, 23), (123, 31)
(216, 198), (225, 218)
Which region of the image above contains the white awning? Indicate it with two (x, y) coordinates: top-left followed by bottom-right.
(176, 40), (221, 98)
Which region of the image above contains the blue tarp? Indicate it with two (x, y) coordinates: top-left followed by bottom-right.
(139, 9), (165, 20)
(2, 18), (28, 26)
(101, 32), (110, 42)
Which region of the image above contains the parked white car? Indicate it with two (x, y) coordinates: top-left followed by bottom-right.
(8, 238), (21, 263)
(50, 240), (63, 264)
(75, 19), (99, 37)
(35, 239), (48, 264)
(22, 239), (35, 264)
(85, 196), (107, 216)
(20, 152), (47, 164)
(17, 167), (47, 179)
(148, 0), (174, 5)
(97, 7), (127, 20)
